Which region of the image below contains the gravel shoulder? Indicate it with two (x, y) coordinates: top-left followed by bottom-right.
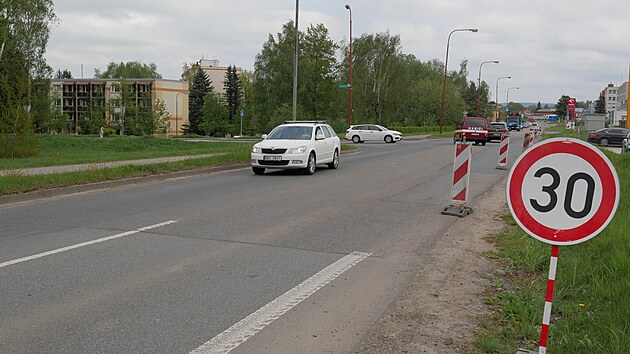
(356, 177), (509, 353)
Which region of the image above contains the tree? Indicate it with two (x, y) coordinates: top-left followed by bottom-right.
(595, 95), (606, 114)
(222, 65), (243, 124)
(351, 31), (403, 125)
(536, 101), (542, 112)
(555, 95), (570, 119)
(181, 62), (200, 82)
(252, 21), (339, 132)
(186, 68), (213, 135)
(1, 0), (57, 157)
(200, 92), (230, 136)
(55, 69), (73, 79)
(94, 61), (162, 79)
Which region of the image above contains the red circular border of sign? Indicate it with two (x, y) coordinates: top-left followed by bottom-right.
(508, 138), (619, 245)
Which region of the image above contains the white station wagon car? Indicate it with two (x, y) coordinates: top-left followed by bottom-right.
(344, 124), (403, 143)
(251, 121), (341, 175)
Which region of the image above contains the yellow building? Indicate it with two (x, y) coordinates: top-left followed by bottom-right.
(198, 59), (242, 95)
(50, 78), (189, 135)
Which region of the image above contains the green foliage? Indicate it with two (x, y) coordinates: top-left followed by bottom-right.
(94, 61), (162, 79)
(222, 65), (243, 124)
(595, 95), (606, 114)
(555, 95), (570, 119)
(187, 68), (213, 135)
(54, 69), (73, 79)
(200, 92), (232, 137)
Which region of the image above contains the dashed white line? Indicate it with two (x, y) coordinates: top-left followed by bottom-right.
(0, 220), (177, 269)
(190, 251), (371, 354)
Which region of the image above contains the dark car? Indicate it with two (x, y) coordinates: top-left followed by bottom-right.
(487, 122), (509, 142)
(586, 128), (630, 147)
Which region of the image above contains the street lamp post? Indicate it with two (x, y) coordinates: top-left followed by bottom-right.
(175, 91), (189, 136)
(345, 4), (353, 127)
(439, 28), (478, 134)
(495, 76), (511, 121)
(477, 60), (499, 117)
(292, 0), (299, 121)
(506, 87), (520, 114)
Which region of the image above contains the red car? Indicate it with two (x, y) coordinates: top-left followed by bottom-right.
(453, 117), (488, 145)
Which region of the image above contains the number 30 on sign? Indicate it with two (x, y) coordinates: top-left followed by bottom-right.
(507, 138), (619, 246)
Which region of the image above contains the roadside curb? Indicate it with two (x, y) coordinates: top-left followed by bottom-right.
(0, 164), (248, 205)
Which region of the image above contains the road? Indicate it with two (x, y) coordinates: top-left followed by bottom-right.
(0, 133), (526, 353)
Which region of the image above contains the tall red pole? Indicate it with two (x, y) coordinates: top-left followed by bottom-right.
(345, 4), (353, 127)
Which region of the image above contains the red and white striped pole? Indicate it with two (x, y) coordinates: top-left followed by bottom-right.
(496, 134), (509, 170)
(529, 130), (536, 146)
(450, 142), (471, 205)
(539, 245), (560, 354)
(522, 131), (532, 152)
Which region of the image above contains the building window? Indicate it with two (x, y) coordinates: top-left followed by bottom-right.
(53, 85), (62, 92)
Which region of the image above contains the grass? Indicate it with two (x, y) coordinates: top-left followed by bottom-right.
(0, 134), (358, 196)
(476, 136), (630, 353)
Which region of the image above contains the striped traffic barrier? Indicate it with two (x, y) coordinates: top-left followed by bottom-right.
(522, 131), (532, 152)
(441, 142), (473, 217)
(529, 130), (536, 145)
(496, 134), (509, 170)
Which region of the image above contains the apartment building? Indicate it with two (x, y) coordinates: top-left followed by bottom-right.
(601, 83), (618, 125)
(615, 81), (628, 127)
(50, 78), (189, 135)
(198, 59), (242, 96)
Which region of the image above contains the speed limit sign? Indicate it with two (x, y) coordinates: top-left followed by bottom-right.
(507, 138), (619, 246)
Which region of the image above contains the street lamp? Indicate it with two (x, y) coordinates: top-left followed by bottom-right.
(292, 0), (299, 121)
(506, 87), (520, 114)
(345, 4), (353, 127)
(477, 60), (499, 117)
(175, 91), (189, 136)
(439, 28), (478, 133)
(495, 76), (511, 121)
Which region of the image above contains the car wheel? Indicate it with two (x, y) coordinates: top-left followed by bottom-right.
(327, 149), (339, 169)
(384, 135), (393, 144)
(352, 135), (361, 143)
(252, 167), (265, 175)
(600, 138), (608, 146)
(482, 140), (486, 146)
(304, 152), (316, 175)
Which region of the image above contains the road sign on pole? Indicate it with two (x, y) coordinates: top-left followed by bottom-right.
(507, 137), (619, 354)
(507, 138), (619, 245)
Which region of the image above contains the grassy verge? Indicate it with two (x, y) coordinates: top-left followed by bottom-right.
(0, 135), (254, 170)
(476, 145), (630, 353)
(0, 134), (358, 196)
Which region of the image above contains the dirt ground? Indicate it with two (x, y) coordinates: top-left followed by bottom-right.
(356, 178), (510, 353)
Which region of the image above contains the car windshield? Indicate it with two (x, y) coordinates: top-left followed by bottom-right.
(376, 125), (388, 131)
(490, 123), (505, 128)
(266, 126), (313, 140)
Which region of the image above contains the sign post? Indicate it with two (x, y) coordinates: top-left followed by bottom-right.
(507, 138), (619, 353)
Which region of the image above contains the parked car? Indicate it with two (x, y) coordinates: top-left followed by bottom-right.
(486, 122), (509, 142)
(344, 124), (403, 143)
(586, 128), (630, 147)
(453, 116), (488, 145)
(251, 121), (341, 175)
(622, 131), (630, 153)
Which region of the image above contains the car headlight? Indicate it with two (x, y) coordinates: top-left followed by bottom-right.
(252, 145), (261, 153)
(286, 146), (307, 154)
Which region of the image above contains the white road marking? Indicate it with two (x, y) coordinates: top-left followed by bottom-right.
(190, 251), (371, 354)
(0, 220), (177, 269)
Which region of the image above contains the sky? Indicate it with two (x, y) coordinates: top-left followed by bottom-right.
(45, 0), (630, 104)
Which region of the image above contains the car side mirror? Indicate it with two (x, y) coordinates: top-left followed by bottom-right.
(261, 134), (268, 139)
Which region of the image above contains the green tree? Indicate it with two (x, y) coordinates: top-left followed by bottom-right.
(595, 95), (606, 114)
(181, 62), (200, 82)
(55, 69), (73, 79)
(223, 65), (243, 124)
(536, 101), (542, 112)
(555, 95), (570, 119)
(351, 31), (403, 125)
(0, 0), (56, 157)
(200, 92), (231, 136)
(95, 61), (162, 79)
(186, 68), (213, 134)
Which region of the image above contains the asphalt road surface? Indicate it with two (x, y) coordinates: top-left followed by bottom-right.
(0, 133), (526, 353)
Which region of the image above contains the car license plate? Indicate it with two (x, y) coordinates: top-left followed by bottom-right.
(263, 155), (282, 161)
